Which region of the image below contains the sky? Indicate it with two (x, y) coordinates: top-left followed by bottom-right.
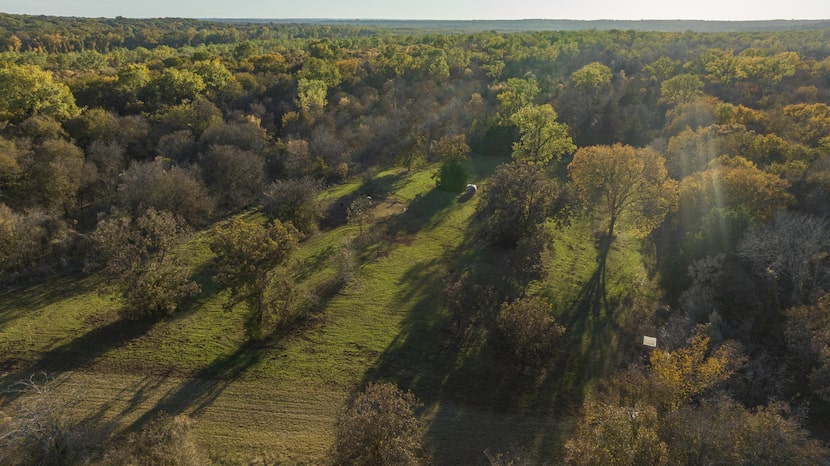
(1, 0), (829, 21)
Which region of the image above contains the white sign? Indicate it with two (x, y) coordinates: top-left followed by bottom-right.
(643, 336), (657, 348)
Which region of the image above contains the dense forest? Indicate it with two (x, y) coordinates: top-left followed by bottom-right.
(1, 12), (830, 464)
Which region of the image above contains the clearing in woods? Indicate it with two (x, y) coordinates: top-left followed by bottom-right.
(0, 157), (651, 464)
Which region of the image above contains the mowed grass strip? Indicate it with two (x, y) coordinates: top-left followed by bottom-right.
(0, 157), (654, 463)
(55, 370), (345, 464)
(0, 163), (489, 461)
(0, 276), (121, 369)
(256, 166), (477, 387)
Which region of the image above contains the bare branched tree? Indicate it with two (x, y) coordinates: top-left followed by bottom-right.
(739, 211), (830, 306)
(0, 373), (92, 465)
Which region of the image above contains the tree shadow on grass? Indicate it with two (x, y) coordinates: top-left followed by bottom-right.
(357, 229), (630, 463)
(0, 316), (156, 403)
(123, 341), (262, 433)
(539, 234), (616, 396)
(320, 192), (353, 231)
(358, 172), (408, 198)
(381, 188), (457, 237)
(0, 274), (102, 331)
(346, 187), (457, 264)
(0, 258), (226, 401)
(320, 172), (408, 232)
(360, 257), (456, 399)
(168, 259), (221, 320)
(78, 369), (177, 430)
(293, 244), (337, 283)
(355, 230), (573, 461)
(516, 234), (617, 380)
(117, 279), (339, 436)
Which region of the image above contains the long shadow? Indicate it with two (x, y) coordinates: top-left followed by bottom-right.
(170, 258), (221, 320)
(0, 274), (102, 331)
(294, 244), (336, 282)
(320, 192), (352, 231)
(359, 218), (480, 386)
(124, 342), (262, 432)
(348, 188), (457, 264)
(360, 228), (625, 463)
(0, 256), (226, 400)
(474, 235), (620, 461)
(320, 172), (408, 232)
(467, 238), (617, 463)
(360, 259), (462, 404)
(118, 273), (340, 434)
(358, 228), (563, 461)
(381, 188), (457, 237)
(545, 234), (615, 398)
(560, 233), (612, 332)
(0, 316), (155, 402)
(345, 157), (535, 461)
(358, 172), (408, 198)
(81, 369), (176, 429)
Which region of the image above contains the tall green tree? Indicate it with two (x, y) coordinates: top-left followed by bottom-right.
(431, 134), (470, 193)
(0, 63), (79, 123)
(297, 57), (342, 88)
(146, 68), (205, 109)
(496, 76), (539, 125)
(296, 78), (327, 122)
(210, 218), (299, 338)
(570, 61), (613, 89)
(191, 59), (233, 95)
(659, 73), (704, 107)
(113, 63), (151, 110)
(509, 104), (575, 165)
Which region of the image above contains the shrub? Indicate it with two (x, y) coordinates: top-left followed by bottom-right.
(496, 297), (565, 370)
(333, 382), (426, 465)
(262, 178), (322, 235)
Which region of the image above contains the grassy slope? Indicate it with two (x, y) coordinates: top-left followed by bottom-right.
(0, 157), (653, 464)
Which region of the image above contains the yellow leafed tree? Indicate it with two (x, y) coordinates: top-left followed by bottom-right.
(568, 143), (678, 238)
(650, 332), (743, 411)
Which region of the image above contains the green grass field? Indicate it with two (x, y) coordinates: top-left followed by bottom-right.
(0, 156), (656, 464)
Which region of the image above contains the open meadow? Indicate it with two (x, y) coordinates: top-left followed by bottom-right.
(1, 157), (652, 463)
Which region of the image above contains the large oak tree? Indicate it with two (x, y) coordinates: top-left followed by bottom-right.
(475, 161), (559, 247)
(210, 218), (299, 338)
(568, 143), (677, 238)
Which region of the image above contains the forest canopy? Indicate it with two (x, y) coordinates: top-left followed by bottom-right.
(1, 12), (830, 464)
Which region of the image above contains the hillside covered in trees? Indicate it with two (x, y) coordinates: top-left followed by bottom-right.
(1, 13), (830, 464)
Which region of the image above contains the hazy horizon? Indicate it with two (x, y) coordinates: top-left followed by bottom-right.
(2, 0), (829, 21)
